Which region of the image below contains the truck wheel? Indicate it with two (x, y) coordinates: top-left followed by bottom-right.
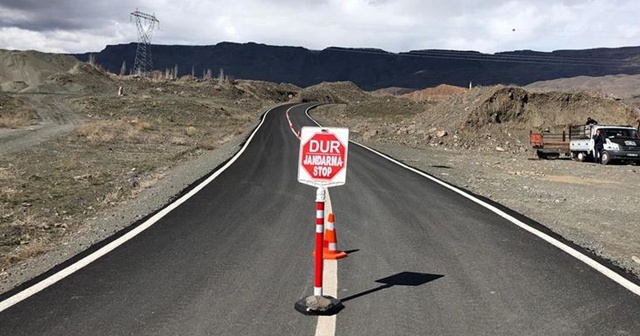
(576, 152), (587, 162)
(546, 153), (560, 160)
(601, 151), (611, 165)
(536, 150), (547, 159)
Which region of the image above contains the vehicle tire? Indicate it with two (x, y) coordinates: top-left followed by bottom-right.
(601, 150), (611, 165)
(536, 150), (547, 159)
(546, 153), (560, 160)
(576, 152), (587, 162)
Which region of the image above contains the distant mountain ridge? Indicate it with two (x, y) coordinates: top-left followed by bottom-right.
(72, 42), (640, 90)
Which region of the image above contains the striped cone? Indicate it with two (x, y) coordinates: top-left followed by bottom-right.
(322, 213), (347, 260)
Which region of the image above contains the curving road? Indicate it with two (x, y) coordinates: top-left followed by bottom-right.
(0, 103), (639, 335)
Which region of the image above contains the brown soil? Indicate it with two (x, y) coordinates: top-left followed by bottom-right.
(0, 50), (79, 87)
(0, 91), (37, 128)
(312, 85), (639, 153)
(526, 74), (640, 103)
(402, 84), (468, 102)
(2, 48), (640, 295)
(308, 82), (640, 280)
(0, 51), (301, 291)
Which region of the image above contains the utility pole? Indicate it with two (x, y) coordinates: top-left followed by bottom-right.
(130, 9), (159, 75)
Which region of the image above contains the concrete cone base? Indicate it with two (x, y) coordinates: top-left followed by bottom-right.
(294, 295), (343, 315)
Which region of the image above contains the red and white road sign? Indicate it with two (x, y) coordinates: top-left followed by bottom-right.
(298, 127), (349, 187)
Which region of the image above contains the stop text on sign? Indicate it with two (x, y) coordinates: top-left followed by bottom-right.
(304, 139), (343, 178)
(298, 127), (349, 187)
(309, 139), (341, 154)
(302, 134), (345, 180)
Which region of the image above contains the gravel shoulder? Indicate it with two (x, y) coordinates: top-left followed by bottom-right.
(2, 84), (640, 299)
(4, 127), (638, 294)
(360, 142), (640, 278)
(0, 132), (248, 293)
(309, 106), (640, 281)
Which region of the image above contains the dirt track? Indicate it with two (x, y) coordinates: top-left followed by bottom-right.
(0, 94), (83, 156)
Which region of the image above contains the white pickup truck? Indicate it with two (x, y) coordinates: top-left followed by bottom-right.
(569, 124), (640, 164)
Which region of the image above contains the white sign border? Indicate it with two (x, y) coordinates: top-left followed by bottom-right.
(297, 126), (349, 188)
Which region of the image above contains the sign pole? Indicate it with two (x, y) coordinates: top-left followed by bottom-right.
(314, 187), (325, 296)
(295, 126), (348, 316)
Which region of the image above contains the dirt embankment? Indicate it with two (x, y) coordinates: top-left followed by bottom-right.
(0, 50), (79, 88)
(401, 84), (468, 102)
(526, 73), (640, 102)
(0, 50), (304, 292)
(311, 84), (640, 154)
(309, 82), (640, 279)
(2, 48), (640, 295)
(0, 91), (37, 128)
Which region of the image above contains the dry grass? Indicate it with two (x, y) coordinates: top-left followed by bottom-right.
(185, 126), (197, 136)
(100, 187), (124, 206)
(131, 119), (153, 130)
(75, 119), (155, 144)
(0, 78), (275, 278)
(0, 93), (37, 128)
(0, 185), (20, 199)
(196, 141), (217, 150)
(170, 136), (188, 145)
(1, 238), (52, 269)
(0, 165), (16, 180)
(0, 116), (33, 128)
(0, 211), (57, 269)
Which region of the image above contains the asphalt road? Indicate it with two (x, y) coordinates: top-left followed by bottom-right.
(1, 103), (639, 335)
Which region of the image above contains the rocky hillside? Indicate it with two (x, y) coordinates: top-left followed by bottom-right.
(526, 74), (640, 102)
(401, 84), (468, 102)
(312, 83), (640, 153)
(72, 42), (640, 90)
(0, 50), (79, 87)
(0, 50), (121, 95)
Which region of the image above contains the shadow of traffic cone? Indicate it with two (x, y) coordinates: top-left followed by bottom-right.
(322, 213), (347, 260)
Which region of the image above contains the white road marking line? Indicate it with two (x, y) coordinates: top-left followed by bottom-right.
(285, 104), (340, 336)
(353, 140), (640, 297)
(314, 190), (338, 336)
(315, 260), (338, 336)
(0, 106), (278, 313)
(304, 107), (640, 297)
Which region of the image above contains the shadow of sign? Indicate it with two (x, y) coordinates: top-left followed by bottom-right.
(340, 271), (444, 303)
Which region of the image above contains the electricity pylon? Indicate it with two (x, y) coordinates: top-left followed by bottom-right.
(130, 9), (159, 75)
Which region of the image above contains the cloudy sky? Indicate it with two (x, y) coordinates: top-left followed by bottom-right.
(1, 0), (639, 54)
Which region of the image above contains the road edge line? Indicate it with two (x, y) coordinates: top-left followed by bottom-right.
(0, 105), (279, 313)
(296, 107), (339, 336)
(315, 260), (338, 336)
(352, 140), (640, 297)
(304, 106), (640, 297)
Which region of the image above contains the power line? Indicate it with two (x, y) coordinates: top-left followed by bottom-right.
(324, 47), (638, 68)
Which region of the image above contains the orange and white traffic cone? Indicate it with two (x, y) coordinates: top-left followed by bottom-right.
(322, 213), (347, 260)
